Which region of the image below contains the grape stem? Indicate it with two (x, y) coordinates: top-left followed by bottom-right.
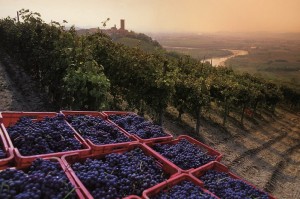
(63, 187), (76, 199)
(14, 136), (24, 142)
(139, 161), (143, 170)
(60, 135), (65, 141)
(0, 182), (10, 192)
(217, 177), (229, 183)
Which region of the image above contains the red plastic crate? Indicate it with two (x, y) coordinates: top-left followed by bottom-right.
(101, 111), (137, 120)
(0, 111), (91, 167)
(62, 143), (180, 199)
(142, 173), (219, 199)
(0, 148), (14, 169)
(0, 157), (84, 198)
(61, 110), (106, 118)
(0, 111), (58, 127)
(61, 110), (138, 154)
(102, 111), (173, 143)
(0, 127), (14, 168)
(145, 135), (222, 173)
(190, 161), (276, 199)
(124, 196), (142, 199)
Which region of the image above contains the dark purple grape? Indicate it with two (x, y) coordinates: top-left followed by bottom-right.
(0, 145), (6, 159)
(71, 147), (169, 198)
(151, 180), (217, 199)
(7, 115), (83, 156)
(66, 115), (130, 145)
(152, 139), (216, 170)
(199, 170), (269, 199)
(0, 158), (76, 199)
(109, 114), (168, 139)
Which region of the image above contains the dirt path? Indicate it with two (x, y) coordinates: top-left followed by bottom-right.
(164, 107), (300, 199)
(0, 50), (46, 111)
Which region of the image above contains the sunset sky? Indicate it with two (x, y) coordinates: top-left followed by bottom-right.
(0, 0), (299, 33)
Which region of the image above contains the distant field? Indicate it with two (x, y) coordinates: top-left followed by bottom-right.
(163, 47), (232, 60)
(226, 42), (300, 87)
(154, 33), (300, 87)
(155, 34), (248, 59)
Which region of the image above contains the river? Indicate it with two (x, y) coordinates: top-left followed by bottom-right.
(204, 49), (248, 67)
(163, 46), (248, 67)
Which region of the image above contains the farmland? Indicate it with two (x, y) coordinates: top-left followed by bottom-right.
(152, 32), (300, 87)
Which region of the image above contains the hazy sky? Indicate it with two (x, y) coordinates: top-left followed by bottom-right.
(0, 0), (299, 33)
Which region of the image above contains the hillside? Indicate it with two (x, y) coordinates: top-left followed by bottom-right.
(114, 37), (161, 53)
(0, 48), (299, 199)
(76, 27), (163, 53)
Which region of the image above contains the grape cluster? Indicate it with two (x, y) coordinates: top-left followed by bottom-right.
(66, 115), (131, 145)
(199, 170), (269, 199)
(0, 158), (76, 199)
(72, 148), (169, 198)
(151, 180), (216, 199)
(109, 114), (168, 139)
(0, 149), (6, 158)
(7, 114), (83, 156)
(0, 144), (6, 159)
(152, 139), (216, 170)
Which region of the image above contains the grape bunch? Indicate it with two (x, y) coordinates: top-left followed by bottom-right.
(7, 114), (83, 156)
(109, 114), (168, 139)
(71, 148), (169, 198)
(151, 180), (217, 199)
(152, 139), (216, 170)
(0, 158), (76, 199)
(199, 170), (269, 199)
(0, 143), (6, 159)
(66, 115), (131, 145)
(0, 149), (6, 158)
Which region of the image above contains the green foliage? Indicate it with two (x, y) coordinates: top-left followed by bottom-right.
(63, 60), (110, 110)
(0, 9), (110, 110)
(281, 85), (300, 108)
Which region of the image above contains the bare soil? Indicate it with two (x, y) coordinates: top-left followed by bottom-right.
(163, 106), (300, 199)
(0, 50), (46, 111)
(0, 50), (299, 199)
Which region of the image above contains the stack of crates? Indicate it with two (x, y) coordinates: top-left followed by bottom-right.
(0, 111), (275, 199)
